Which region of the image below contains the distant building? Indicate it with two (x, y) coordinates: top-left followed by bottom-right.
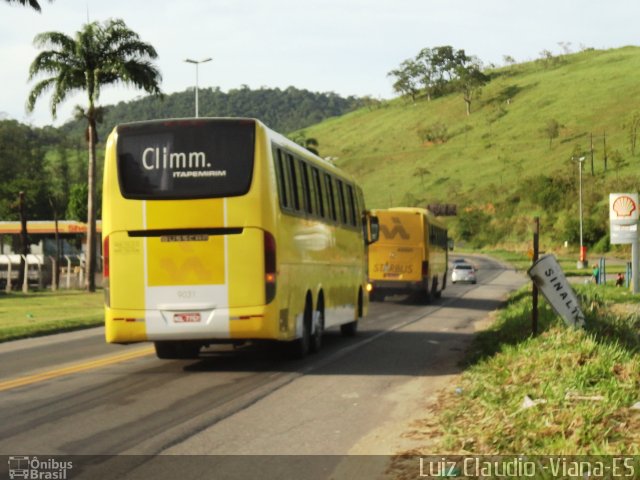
(0, 220), (103, 289)
(0, 220), (102, 258)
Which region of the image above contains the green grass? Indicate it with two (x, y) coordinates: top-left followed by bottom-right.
(0, 290), (104, 342)
(433, 284), (640, 454)
(301, 47), (640, 247)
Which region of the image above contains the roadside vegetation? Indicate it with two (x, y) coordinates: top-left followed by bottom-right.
(402, 284), (640, 454)
(0, 290), (103, 342)
(303, 46), (640, 251)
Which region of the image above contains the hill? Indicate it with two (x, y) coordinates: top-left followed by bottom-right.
(59, 85), (365, 140)
(302, 47), (640, 250)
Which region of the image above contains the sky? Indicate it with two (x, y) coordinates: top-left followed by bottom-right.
(1, 0), (639, 127)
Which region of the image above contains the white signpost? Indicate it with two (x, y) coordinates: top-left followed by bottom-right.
(609, 193), (639, 294)
(528, 255), (585, 328)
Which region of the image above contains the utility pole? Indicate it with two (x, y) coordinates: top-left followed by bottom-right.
(603, 130), (607, 173)
(532, 217), (540, 335)
(184, 57), (212, 118)
(575, 156), (587, 268)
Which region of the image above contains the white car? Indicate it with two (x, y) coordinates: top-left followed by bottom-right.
(451, 263), (477, 284)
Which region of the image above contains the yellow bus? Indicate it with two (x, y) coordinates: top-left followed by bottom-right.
(368, 207), (447, 302)
(102, 118), (378, 359)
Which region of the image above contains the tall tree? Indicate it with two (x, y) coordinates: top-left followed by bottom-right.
(387, 59), (421, 102)
(415, 48), (437, 100)
(454, 55), (489, 116)
(27, 19), (162, 292)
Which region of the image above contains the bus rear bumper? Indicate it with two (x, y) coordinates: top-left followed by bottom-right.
(105, 304), (283, 344)
(369, 279), (427, 296)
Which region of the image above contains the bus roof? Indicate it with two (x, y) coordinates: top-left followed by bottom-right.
(372, 207), (447, 230)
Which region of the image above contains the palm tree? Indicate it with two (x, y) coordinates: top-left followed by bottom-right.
(5, 0), (48, 11)
(27, 19), (162, 291)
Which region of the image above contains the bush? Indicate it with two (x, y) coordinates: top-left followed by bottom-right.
(417, 122), (449, 143)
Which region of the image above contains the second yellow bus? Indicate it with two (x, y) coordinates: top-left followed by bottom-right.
(368, 207), (447, 302)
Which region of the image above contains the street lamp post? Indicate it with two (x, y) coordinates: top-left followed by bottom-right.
(184, 57), (212, 117)
(575, 156), (587, 269)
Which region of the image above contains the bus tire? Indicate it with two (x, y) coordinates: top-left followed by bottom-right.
(432, 277), (442, 299)
(410, 285), (431, 304)
(341, 290), (361, 337)
(418, 290), (432, 304)
(289, 297), (312, 358)
(154, 341), (200, 360)
(310, 296), (324, 353)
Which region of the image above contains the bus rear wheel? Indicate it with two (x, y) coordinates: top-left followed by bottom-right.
(413, 283), (431, 305)
(154, 341), (201, 359)
(432, 277), (442, 299)
(288, 298), (312, 358)
(340, 290), (361, 336)
(310, 309), (324, 353)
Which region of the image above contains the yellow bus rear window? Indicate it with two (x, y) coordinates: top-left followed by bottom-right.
(116, 119), (255, 199)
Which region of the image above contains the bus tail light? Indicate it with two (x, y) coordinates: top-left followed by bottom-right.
(264, 231), (276, 304)
(103, 235), (110, 307)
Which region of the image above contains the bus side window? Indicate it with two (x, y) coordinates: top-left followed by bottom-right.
(287, 153), (302, 212)
(346, 184), (357, 227)
(301, 161), (316, 216)
(275, 149), (290, 209)
(335, 179), (347, 225)
(355, 186), (366, 226)
(325, 174), (337, 222)
(312, 167), (326, 219)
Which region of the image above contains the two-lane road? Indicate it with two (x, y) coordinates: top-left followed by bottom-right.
(0, 255), (525, 477)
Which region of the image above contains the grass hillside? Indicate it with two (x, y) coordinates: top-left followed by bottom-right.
(302, 47), (640, 250)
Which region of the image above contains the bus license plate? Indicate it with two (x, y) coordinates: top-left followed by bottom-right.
(173, 313), (201, 323)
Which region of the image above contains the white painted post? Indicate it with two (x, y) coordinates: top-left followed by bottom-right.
(21, 254), (28, 293)
(4, 255), (12, 292)
(79, 255), (85, 288)
(35, 255), (43, 290)
(50, 256), (57, 291)
(65, 255), (71, 289)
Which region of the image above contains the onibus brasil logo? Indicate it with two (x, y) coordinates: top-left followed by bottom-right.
(8, 456), (73, 479)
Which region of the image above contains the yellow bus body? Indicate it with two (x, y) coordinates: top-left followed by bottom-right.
(102, 118), (371, 354)
(368, 208), (447, 301)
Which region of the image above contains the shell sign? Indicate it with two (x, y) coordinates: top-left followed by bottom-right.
(610, 193), (639, 245)
(610, 193), (639, 224)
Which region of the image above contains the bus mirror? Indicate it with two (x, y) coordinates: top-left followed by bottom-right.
(368, 216), (380, 245)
